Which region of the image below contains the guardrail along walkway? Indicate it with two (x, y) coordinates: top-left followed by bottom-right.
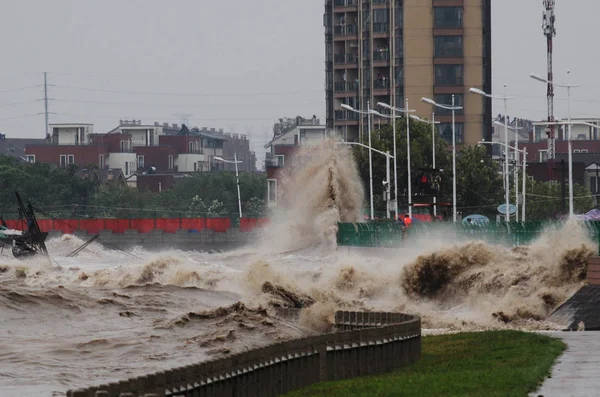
(67, 309), (421, 397)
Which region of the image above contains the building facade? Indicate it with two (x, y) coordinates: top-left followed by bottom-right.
(264, 120), (329, 206)
(324, 0), (492, 145)
(25, 121), (229, 188)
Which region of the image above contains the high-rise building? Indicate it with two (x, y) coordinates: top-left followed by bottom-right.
(324, 0), (492, 146)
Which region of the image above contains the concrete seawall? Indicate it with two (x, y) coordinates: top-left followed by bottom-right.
(48, 229), (263, 252)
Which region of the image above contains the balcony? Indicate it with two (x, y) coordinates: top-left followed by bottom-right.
(374, 79), (391, 90)
(334, 53), (358, 64)
(335, 81), (359, 92)
(335, 110), (360, 121)
(373, 23), (389, 34)
(265, 155), (284, 168)
(333, 0), (357, 7)
(334, 24), (358, 36)
(373, 50), (390, 62)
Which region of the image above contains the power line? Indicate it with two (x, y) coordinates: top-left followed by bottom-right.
(51, 84), (323, 98)
(54, 112), (294, 122)
(0, 85), (38, 93)
(0, 113), (41, 121)
(50, 98), (324, 108)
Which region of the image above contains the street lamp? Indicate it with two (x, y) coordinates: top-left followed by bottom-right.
(341, 102), (378, 220)
(470, 85), (516, 222)
(534, 119), (600, 217)
(421, 96), (463, 223)
(336, 141), (394, 219)
(530, 71), (580, 217)
(493, 120), (523, 222)
(410, 114), (440, 216)
(374, 102), (415, 218)
(214, 154), (243, 219)
(479, 140), (528, 222)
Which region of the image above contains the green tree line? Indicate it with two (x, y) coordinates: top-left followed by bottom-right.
(352, 117), (595, 221)
(0, 156), (267, 219)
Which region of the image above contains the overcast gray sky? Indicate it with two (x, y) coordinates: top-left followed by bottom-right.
(1, 0), (598, 167)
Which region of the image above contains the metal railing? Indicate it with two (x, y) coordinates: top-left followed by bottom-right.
(66, 310), (421, 397)
(336, 220), (600, 249)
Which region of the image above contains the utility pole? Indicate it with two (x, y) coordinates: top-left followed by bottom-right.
(543, 0), (557, 178)
(44, 72), (49, 138)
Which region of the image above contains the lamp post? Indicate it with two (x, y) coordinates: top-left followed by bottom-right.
(341, 103), (378, 220)
(374, 102), (415, 218)
(410, 114), (440, 216)
(421, 96), (463, 223)
(493, 120), (523, 222)
(530, 71), (580, 217)
(534, 120), (600, 217)
(470, 86), (516, 222)
(479, 141), (528, 222)
(214, 154), (243, 219)
(336, 141), (394, 219)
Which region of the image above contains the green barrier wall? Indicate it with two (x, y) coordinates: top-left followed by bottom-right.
(337, 220), (600, 251)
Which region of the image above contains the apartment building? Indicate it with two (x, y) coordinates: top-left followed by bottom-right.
(324, 0), (492, 145)
(25, 121), (228, 187)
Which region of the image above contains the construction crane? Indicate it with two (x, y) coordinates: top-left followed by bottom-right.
(543, 0), (557, 176)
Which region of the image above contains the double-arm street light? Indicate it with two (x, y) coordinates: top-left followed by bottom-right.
(479, 141), (528, 222)
(214, 154), (243, 219)
(493, 120), (524, 222)
(470, 85), (516, 222)
(530, 71), (580, 217)
(534, 119), (600, 217)
(374, 101), (415, 218)
(341, 102), (378, 219)
(410, 114), (440, 216)
(337, 141), (394, 219)
(421, 96), (463, 223)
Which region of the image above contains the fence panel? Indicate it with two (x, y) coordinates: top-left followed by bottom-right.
(337, 220), (600, 249)
(78, 219), (103, 234)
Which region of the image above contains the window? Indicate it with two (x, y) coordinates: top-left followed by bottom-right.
(275, 155), (285, 167)
(434, 36), (463, 58)
(582, 149), (589, 153)
(434, 94), (464, 115)
(591, 177), (598, 194)
(67, 154), (75, 165)
(120, 141), (127, 152)
(25, 155), (35, 163)
(574, 149), (581, 154)
(539, 150), (548, 162)
(436, 123), (464, 144)
(434, 7), (463, 28)
(435, 65), (463, 86)
(99, 154), (105, 169)
(194, 162), (198, 172)
(189, 141), (194, 153)
(138, 155), (144, 169)
(60, 155), (66, 168)
(169, 155), (174, 170)
(267, 179), (278, 203)
(125, 162), (129, 176)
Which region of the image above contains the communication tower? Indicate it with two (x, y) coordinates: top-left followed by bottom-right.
(543, 0), (557, 176)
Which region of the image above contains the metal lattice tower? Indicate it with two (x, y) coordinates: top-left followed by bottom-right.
(543, 0), (557, 176)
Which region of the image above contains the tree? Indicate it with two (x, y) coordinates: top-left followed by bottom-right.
(352, 120), (506, 218)
(244, 197), (266, 215)
(352, 117), (451, 214)
(520, 180), (593, 221)
(455, 145), (504, 218)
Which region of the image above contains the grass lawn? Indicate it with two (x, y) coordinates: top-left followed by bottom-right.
(284, 331), (565, 397)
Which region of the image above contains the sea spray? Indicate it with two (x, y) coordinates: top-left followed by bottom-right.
(258, 139), (364, 253)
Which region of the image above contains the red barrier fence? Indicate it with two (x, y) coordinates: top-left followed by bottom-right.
(4, 218), (270, 234)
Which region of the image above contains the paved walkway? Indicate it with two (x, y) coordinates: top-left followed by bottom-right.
(530, 332), (600, 397)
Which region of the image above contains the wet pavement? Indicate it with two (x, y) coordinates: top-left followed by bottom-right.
(530, 332), (600, 397)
